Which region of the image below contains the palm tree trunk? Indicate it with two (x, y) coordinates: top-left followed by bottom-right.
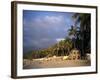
(81, 29), (85, 58)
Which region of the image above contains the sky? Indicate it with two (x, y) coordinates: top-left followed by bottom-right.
(23, 10), (75, 53)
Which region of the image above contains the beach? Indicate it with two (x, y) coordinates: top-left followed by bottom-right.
(23, 56), (91, 69)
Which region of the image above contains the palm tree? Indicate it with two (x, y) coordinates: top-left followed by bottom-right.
(65, 38), (72, 55)
(72, 13), (91, 56)
(68, 25), (78, 48)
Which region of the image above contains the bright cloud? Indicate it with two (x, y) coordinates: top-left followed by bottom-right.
(30, 15), (65, 29)
(44, 15), (63, 24)
(56, 38), (65, 42)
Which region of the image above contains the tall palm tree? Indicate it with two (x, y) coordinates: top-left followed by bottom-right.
(72, 13), (91, 56)
(68, 25), (78, 48)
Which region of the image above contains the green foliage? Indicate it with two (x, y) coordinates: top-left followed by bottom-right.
(23, 38), (73, 59)
(71, 13), (91, 56)
(23, 51), (33, 60)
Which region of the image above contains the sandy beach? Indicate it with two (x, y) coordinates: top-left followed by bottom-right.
(23, 57), (91, 69)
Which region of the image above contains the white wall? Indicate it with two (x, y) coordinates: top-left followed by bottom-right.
(0, 0), (100, 80)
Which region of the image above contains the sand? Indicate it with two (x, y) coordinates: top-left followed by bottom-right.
(23, 57), (91, 69)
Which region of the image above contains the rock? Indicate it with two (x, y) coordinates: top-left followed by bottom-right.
(63, 56), (69, 60)
(68, 49), (81, 60)
(86, 53), (91, 60)
(53, 55), (56, 58)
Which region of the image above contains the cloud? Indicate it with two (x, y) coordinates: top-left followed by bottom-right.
(30, 15), (65, 28)
(23, 13), (73, 29)
(44, 16), (63, 24)
(56, 38), (65, 42)
(23, 15), (68, 39)
(23, 11), (74, 53)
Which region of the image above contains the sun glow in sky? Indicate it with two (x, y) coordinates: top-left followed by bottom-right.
(23, 10), (75, 53)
